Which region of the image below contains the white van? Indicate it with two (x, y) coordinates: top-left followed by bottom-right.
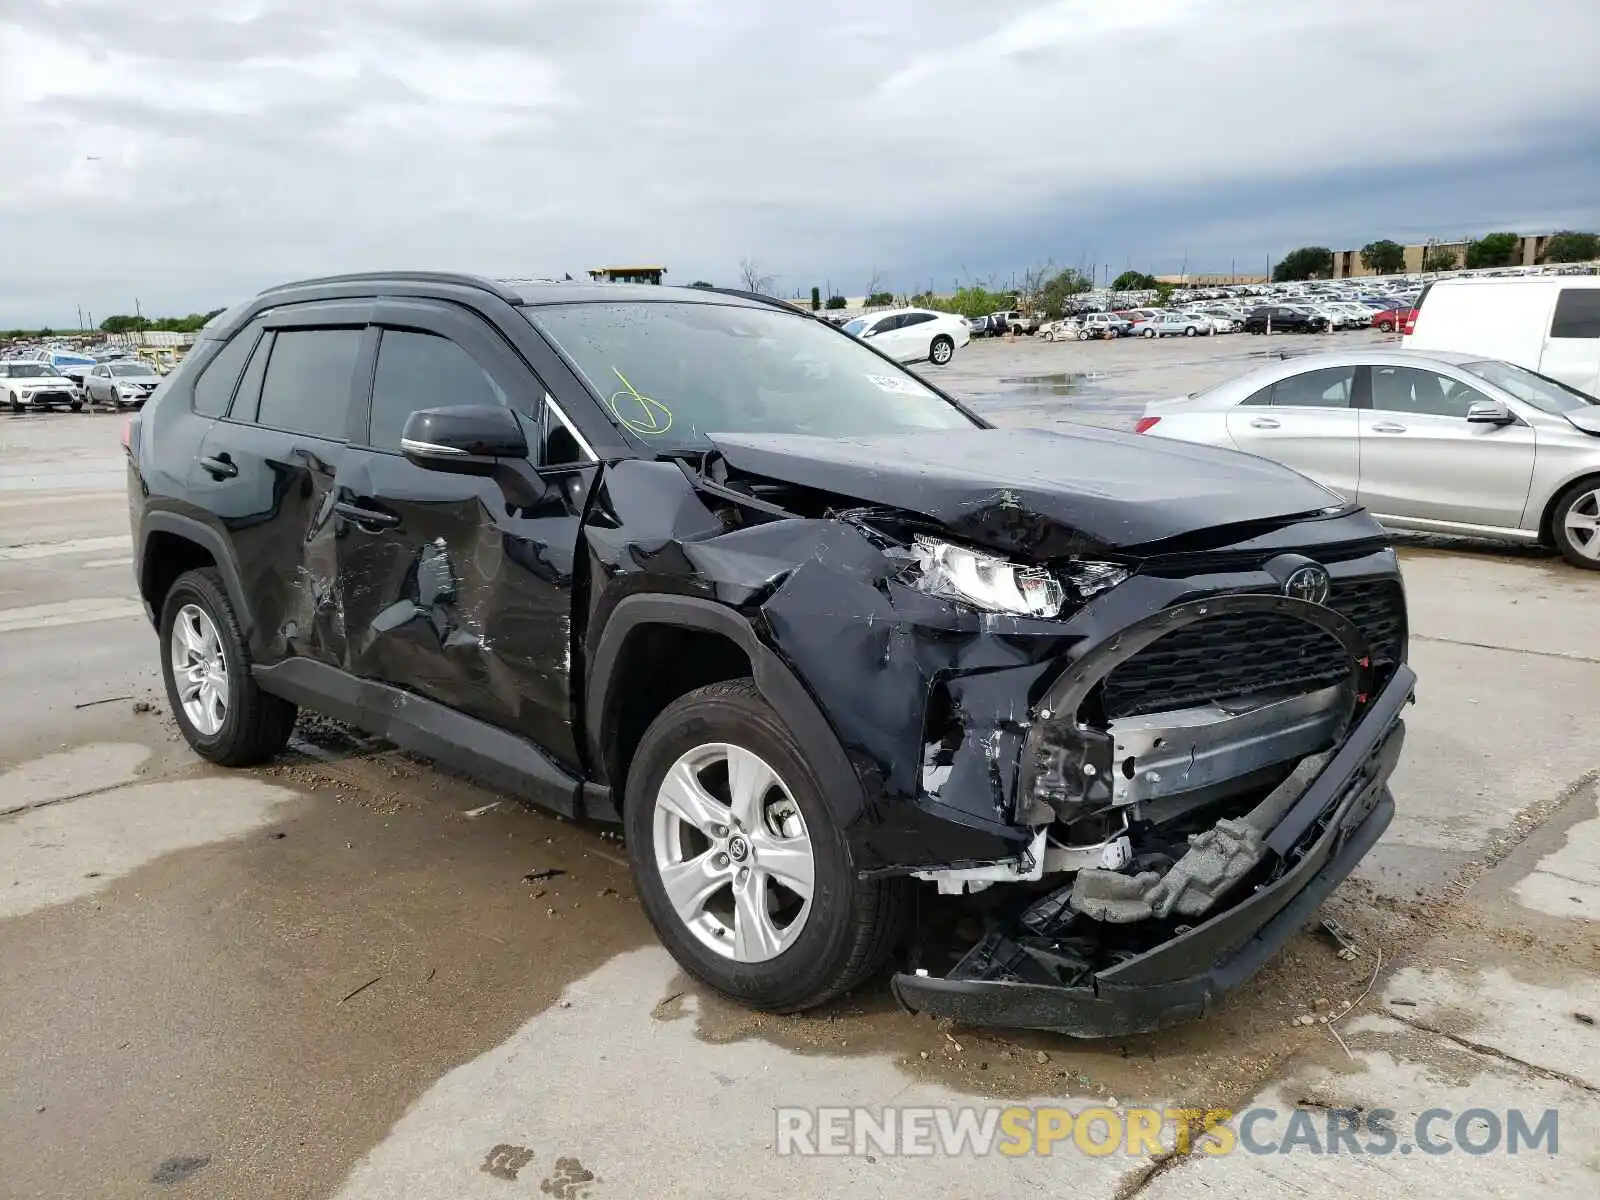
(1404, 277), (1600, 397)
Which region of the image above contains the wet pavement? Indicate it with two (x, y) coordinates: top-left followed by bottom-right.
(1, 347), (1597, 1198)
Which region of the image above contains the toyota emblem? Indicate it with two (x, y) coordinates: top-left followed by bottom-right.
(1283, 565), (1331, 605)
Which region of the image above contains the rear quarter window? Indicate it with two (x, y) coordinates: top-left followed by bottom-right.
(191, 330), (258, 417)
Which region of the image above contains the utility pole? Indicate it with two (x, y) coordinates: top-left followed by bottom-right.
(76, 305), (84, 333)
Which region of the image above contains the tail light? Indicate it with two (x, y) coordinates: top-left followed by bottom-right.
(121, 415), (140, 458)
(1401, 310), (1417, 336)
(1134, 416), (1161, 434)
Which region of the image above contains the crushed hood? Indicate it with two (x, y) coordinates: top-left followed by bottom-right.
(705, 428), (1344, 557)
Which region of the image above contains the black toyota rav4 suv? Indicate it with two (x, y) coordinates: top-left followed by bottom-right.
(127, 273), (1413, 1035)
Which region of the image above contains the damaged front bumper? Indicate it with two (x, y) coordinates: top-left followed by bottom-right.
(891, 660), (1412, 1037)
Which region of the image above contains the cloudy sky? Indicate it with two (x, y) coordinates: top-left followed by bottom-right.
(2, 0), (1597, 325)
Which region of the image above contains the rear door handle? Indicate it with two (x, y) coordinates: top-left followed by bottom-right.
(334, 501), (400, 530)
(1248, 417), (1281, 429)
(198, 454), (237, 479)
(1371, 422), (1407, 433)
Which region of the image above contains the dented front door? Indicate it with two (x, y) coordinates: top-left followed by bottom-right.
(334, 301), (586, 772)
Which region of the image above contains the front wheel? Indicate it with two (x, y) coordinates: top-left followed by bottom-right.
(625, 679), (910, 1012)
(1142, 328), (1156, 338)
(1184, 326), (1198, 337)
(1552, 481), (1600, 569)
(160, 568), (297, 765)
(929, 335), (954, 365)
(1077, 329), (1091, 341)
(1378, 320), (1395, 332)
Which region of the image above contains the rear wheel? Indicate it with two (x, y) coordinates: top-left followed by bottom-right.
(1077, 329), (1091, 341)
(929, 335), (954, 365)
(625, 680), (910, 1012)
(1552, 481), (1600, 569)
(160, 568), (297, 765)
(1184, 325), (1198, 337)
(1378, 319), (1395, 332)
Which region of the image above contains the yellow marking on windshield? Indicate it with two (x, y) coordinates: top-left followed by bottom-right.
(607, 367), (674, 437)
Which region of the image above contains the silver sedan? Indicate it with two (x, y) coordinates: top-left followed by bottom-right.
(1138, 348), (1600, 568)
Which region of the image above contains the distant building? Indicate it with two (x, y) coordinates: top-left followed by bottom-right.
(1332, 234), (1555, 278)
(1155, 273), (1269, 285)
(587, 265), (666, 285)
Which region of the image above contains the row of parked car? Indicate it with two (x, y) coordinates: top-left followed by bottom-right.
(1029, 295), (1421, 342)
(0, 348), (166, 413)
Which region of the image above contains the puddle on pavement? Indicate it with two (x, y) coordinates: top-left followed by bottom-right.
(995, 371), (1105, 396)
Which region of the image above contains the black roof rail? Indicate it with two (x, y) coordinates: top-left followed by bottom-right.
(258, 271), (523, 304)
(699, 287), (814, 316)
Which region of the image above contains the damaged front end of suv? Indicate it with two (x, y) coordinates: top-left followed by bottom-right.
(635, 426), (1412, 1037)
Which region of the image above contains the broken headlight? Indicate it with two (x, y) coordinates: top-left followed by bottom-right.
(906, 536), (1065, 617)
(902, 537), (1131, 619)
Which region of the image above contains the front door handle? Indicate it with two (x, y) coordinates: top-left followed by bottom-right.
(334, 501), (400, 530)
(1248, 417), (1281, 429)
(1371, 422), (1407, 434)
(199, 454), (237, 479)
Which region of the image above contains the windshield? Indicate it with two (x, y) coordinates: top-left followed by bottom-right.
(524, 301), (980, 451)
(109, 361), (152, 376)
(4, 363), (51, 378)
(1462, 359), (1598, 415)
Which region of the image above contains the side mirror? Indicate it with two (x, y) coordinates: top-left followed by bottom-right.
(400, 405), (529, 472)
(1465, 400), (1515, 425)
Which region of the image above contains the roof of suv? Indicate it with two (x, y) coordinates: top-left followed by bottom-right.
(255, 272), (792, 311)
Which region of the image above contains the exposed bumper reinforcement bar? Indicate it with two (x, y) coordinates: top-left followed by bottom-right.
(890, 663), (1413, 1037)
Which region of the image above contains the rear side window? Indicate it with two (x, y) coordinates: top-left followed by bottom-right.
(253, 329), (363, 440)
(1269, 365), (1356, 408)
(1550, 289), (1600, 339)
(191, 330), (257, 417)
(368, 330), (507, 451)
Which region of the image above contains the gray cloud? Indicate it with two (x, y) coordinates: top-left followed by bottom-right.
(1, 0), (1596, 324)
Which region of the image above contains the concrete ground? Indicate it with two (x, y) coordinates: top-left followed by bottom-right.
(1, 331), (1596, 1198)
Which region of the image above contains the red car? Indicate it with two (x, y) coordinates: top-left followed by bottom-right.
(1371, 307), (1417, 334)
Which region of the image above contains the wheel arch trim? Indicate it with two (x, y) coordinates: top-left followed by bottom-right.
(138, 511), (255, 637)
(586, 595), (867, 827)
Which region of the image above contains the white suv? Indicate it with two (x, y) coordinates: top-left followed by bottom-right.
(0, 360), (83, 412)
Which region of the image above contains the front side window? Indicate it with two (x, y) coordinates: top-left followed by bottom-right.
(1368, 366), (1482, 418)
(253, 328), (363, 439)
(1270, 366), (1356, 408)
(1550, 289), (1600, 339)
(524, 301), (979, 451)
(368, 330), (507, 451)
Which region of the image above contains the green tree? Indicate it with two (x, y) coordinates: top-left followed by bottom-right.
(1359, 239), (1406, 275)
(810, 286), (821, 311)
(1111, 270), (1157, 291)
(1421, 246), (1459, 272)
(100, 314), (140, 333)
(1540, 231), (1600, 264)
(688, 279), (714, 289)
(825, 294), (847, 310)
(1272, 247), (1334, 282)
(866, 291), (895, 307)
(1038, 268), (1094, 318)
(1465, 232), (1519, 270)
(1154, 282), (1176, 305)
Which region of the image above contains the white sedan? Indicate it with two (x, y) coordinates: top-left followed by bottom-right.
(841, 308), (971, 365)
(1138, 347), (1600, 568)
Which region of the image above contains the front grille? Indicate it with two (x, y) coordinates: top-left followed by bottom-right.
(32, 390), (73, 405)
(1100, 579), (1405, 720)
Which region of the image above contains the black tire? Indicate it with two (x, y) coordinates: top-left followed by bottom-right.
(624, 679), (911, 1012)
(1184, 325), (1198, 336)
(929, 335), (954, 365)
(1077, 329), (1091, 341)
(1550, 481), (1600, 570)
(70, 402), (83, 413)
(1142, 328), (1156, 338)
(1378, 320), (1394, 332)
(159, 567), (297, 766)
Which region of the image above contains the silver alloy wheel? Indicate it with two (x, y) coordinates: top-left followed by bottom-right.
(1563, 488), (1600, 561)
(651, 742), (815, 963)
(931, 338), (953, 364)
(170, 602), (230, 736)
